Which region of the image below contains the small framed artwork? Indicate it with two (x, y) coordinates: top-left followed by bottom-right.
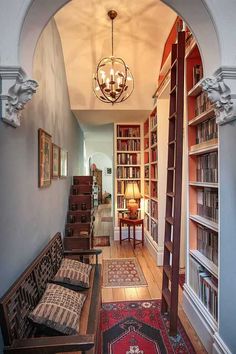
(105, 167), (112, 176)
(60, 148), (68, 178)
(52, 143), (60, 179)
(38, 128), (52, 188)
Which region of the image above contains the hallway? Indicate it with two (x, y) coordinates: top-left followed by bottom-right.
(97, 240), (206, 354)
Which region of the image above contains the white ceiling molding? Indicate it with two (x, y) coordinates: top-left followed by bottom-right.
(0, 67), (38, 127)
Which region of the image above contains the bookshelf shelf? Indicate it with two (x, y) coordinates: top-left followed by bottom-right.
(189, 181), (218, 188)
(189, 214), (218, 232)
(189, 249), (218, 278)
(188, 107), (215, 126)
(189, 139), (218, 155)
(187, 79), (203, 97)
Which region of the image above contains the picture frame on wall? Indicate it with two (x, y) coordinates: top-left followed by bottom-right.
(38, 128), (52, 188)
(52, 143), (60, 179)
(60, 148), (68, 178)
(105, 167), (112, 176)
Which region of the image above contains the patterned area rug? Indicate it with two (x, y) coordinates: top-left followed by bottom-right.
(101, 216), (113, 222)
(94, 236), (110, 247)
(103, 258), (147, 288)
(100, 300), (196, 354)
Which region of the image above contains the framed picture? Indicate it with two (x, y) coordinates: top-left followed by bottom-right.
(60, 148), (68, 178)
(105, 167), (112, 176)
(52, 143), (60, 179)
(38, 129), (52, 188)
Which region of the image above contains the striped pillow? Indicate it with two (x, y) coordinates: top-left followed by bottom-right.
(53, 258), (92, 289)
(29, 283), (86, 335)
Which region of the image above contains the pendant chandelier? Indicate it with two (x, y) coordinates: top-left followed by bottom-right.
(93, 10), (134, 104)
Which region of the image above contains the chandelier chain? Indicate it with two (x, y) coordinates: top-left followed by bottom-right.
(112, 17), (114, 56)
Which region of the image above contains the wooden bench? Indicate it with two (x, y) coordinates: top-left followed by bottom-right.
(0, 233), (102, 354)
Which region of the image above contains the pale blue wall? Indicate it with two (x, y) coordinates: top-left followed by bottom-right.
(0, 19), (84, 350)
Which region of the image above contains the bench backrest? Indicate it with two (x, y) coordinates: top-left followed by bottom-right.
(0, 233), (64, 345)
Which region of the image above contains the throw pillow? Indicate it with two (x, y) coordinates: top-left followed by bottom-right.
(29, 283), (86, 335)
(53, 258), (92, 289)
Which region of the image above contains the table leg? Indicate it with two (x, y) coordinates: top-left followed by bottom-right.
(119, 219), (122, 244)
(142, 220), (144, 246)
(133, 225), (136, 249)
(128, 225), (130, 241)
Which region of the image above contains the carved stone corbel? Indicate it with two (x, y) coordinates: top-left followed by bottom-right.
(201, 67), (236, 125)
(0, 67), (38, 127)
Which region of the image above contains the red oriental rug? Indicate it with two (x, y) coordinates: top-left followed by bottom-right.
(100, 300), (195, 354)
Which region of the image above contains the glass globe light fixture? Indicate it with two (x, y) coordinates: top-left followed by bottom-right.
(93, 10), (134, 104)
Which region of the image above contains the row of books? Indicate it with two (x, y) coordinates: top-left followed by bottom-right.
(145, 165), (149, 179)
(118, 210), (141, 219)
(196, 117), (218, 144)
(151, 148), (157, 162)
(144, 152), (149, 164)
(151, 131), (157, 145)
(151, 164), (158, 180)
(197, 225), (218, 265)
(144, 137), (149, 149)
(196, 152), (218, 183)
(117, 139), (141, 151)
(144, 119), (149, 136)
(144, 198), (150, 214)
(145, 214), (150, 232)
(144, 181), (149, 195)
(197, 188), (218, 222)
(117, 126), (140, 138)
(189, 257), (218, 320)
(150, 112), (157, 129)
(192, 64), (203, 86)
(117, 166), (141, 179)
(117, 196), (141, 209)
(151, 200), (158, 220)
(151, 219), (158, 243)
(117, 180), (140, 195)
(117, 153), (141, 165)
(194, 91), (211, 117)
(151, 181), (157, 198)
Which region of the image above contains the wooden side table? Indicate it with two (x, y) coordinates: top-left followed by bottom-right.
(119, 217), (144, 249)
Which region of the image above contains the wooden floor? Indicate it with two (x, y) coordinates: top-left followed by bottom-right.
(95, 205), (207, 353)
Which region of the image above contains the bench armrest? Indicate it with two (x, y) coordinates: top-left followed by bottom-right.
(63, 249), (102, 264)
(4, 334), (95, 354)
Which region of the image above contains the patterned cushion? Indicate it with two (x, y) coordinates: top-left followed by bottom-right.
(53, 258), (92, 289)
(29, 283), (86, 335)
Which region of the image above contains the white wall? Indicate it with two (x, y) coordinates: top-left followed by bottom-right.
(90, 152), (113, 195)
(83, 124), (114, 196)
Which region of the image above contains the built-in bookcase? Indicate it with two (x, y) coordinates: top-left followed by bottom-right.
(185, 42), (219, 331)
(114, 124), (143, 227)
(143, 107), (158, 244)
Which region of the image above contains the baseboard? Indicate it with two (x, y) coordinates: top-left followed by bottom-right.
(114, 226), (142, 241)
(213, 332), (232, 354)
(183, 284), (218, 354)
(144, 231), (163, 265)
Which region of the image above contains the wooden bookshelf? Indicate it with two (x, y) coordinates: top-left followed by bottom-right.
(114, 124), (143, 228)
(143, 107), (158, 244)
(184, 41), (219, 347)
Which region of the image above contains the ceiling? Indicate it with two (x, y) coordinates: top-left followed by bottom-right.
(55, 0), (176, 131)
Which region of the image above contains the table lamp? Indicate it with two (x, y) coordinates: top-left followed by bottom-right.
(124, 182), (141, 219)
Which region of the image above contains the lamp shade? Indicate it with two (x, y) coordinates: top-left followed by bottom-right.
(124, 182), (141, 200)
